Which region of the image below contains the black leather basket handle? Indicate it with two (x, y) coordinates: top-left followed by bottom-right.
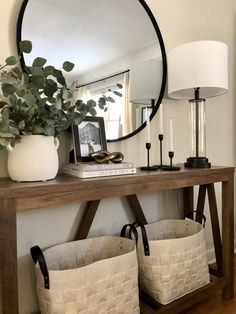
(30, 245), (50, 289)
(120, 223), (138, 244)
(186, 210), (206, 228)
(131, 221), (150, 256)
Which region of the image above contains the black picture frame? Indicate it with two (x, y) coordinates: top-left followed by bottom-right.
(72, 116), (107, 162)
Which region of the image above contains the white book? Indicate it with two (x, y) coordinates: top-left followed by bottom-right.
(63, 162), (134, 172)
(60, 167), (137, 178)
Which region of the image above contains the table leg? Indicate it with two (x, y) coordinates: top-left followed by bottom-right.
(125, 195), (147, 224)
(0, 199), (18, 314)
(222, 172), (234, 299)
(74, 200), (100, 240)
(183, 187), (194, 218)
(207, 184), (222, 274)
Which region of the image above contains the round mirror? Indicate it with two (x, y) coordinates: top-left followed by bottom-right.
(17, 0), (167, 142)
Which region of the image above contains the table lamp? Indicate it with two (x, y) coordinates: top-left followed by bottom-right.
(168, 40), (228, 168)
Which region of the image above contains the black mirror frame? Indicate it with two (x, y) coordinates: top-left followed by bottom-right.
(16, 0), (167, 143)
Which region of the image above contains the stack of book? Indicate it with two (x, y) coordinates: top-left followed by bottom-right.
(60, 162), (136, 178)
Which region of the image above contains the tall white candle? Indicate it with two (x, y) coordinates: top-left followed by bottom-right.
(169, 117), (173, 151)
(159, 103), (163, 134)
(146, 107), (151, 143)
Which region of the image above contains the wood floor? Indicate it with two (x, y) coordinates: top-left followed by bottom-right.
(180, 258), (236, 314)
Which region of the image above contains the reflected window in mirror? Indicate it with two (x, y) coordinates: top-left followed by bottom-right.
(76, 72), (133, 140)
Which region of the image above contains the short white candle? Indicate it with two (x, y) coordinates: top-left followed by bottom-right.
(159, 103), (163, 134)
(146, 107), (151, 143)
(169, 117), (174, 151)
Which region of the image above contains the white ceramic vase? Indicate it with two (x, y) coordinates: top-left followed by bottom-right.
(7, 135), (59, 182)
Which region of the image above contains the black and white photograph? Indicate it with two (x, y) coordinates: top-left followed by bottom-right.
(72, 116), (107, 162)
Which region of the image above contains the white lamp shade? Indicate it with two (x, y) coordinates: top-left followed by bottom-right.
(129, 59), (162, 104)
(168, 40), (228, 99)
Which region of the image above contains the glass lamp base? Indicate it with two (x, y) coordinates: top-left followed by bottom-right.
(184, 157), (211, 168)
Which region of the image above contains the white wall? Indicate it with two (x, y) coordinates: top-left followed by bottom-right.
(1, 0), (236, 313)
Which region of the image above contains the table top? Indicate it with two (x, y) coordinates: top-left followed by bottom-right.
(0, 166), (234, 212)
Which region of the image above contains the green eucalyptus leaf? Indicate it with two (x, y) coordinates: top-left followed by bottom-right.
(26, 106), (36, 116)
(2, 83), (16, 96)
(24, 93), (35, 106)
(98, 97), (106, 108)
(44, 118), (55, 126)
(47, 97), (56, 104)
(44, 126), (55, 136)
(113, 91), (122, 97)
(44, 80), (57, 97)
(44, 66), (55, 76)
(18, 120), (25, 130)
(16, 89), (26, 97)
(19, 40), (32, 54)
(32, 57), (47, 67)
(29, 66), (44, 76)
(5, 56), (17, 66)
(87, 99), (96, 109)
(63, 61), (75, 72)
(9, 126), (19, 135)
(107, 96), (115, 103)
(1, 108), (9, 121)
(31, 75), (45, 89)
(9, 94), (18, 106)
(53, 69), (65, 85)
(33, 125), (45, 134)
(89, 107), (97, 116)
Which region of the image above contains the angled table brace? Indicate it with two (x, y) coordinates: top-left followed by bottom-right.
(74, 194), (147, 240)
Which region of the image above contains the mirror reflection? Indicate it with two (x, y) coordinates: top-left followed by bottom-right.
(20, 0), (166, 141)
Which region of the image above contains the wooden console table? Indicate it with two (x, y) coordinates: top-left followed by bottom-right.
(0, 166), (234, 314)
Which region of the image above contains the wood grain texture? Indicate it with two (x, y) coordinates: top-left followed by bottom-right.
(0, 199), (18, 314)
(140, 275), (228, 313)
(207, 184), (222, 274)
(125, 194), (148, 224)
(74, 200), (100, 240)
(222, 171), (234, 299)
(0, 166), (233, 210)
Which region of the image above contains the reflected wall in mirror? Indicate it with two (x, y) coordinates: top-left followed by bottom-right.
(18, 0), (166, 141)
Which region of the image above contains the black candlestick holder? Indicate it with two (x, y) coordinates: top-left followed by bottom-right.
(140, 143), (157, 171)
(159, 134), (164, 168)
(152, 134), (169, 169)
(161, 151), (181, 171)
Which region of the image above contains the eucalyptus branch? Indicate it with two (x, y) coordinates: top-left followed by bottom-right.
(0, 40), (108, 149)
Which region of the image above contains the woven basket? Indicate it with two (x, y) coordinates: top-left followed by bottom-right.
(135, 219), (210, 305)
(31, 236), (140, 314)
